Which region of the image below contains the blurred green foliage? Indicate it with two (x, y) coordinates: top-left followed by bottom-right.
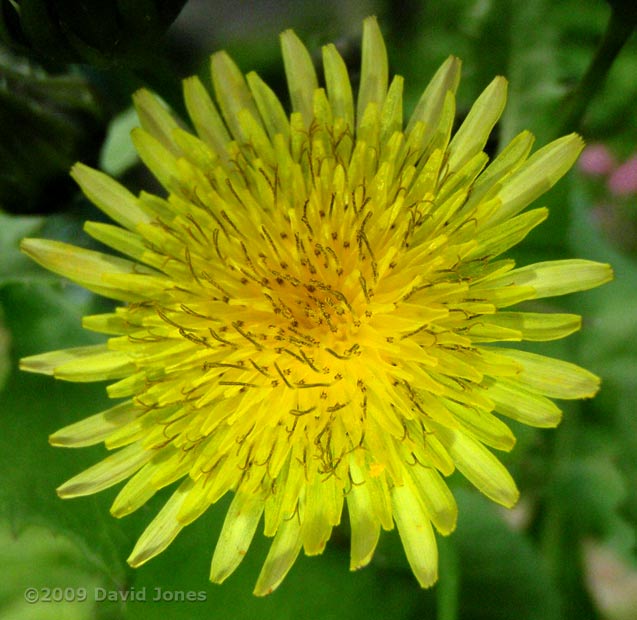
(0, 0), (187, 67)
(0, 52), (103, 214)
(1, 1), (636, 619)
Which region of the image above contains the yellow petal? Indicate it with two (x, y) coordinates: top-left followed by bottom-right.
(300, 475), (341, 555)
(280, 28), (318, 127)
(246, 71), (290, 140)
(484, 259), (613, 299)
(492, 348), (600, 399)
(233, 107), (277, 167)
(100, 272), (174, 301)
(82, 312), (134, 335)
(84, 221), (158, 268)
(110, 448), (192, 517)
(391, 482), (438, 588)
(466, 130), (535, 210)
(71, 163), (151, 231)
(357, 16), (388, 129)
(479, 312), (581, 342)
(21, 344), (109, 376)
(346, 460), (382, 570)
(380, 75), (404, 143)
(406, 465), (457, 535)
(210, 492), (265, 583)
(127, 479), (193, 567)
(467, 207), (548, 260)
(131, 127), (180, 191)
(182, 75), (231, 157)
(133, 88), (182, 156)
(491, 133), (585, 224)
(484, 378), (562, 427)
(20, 238), (155, 302)
(447, 76), (507, 172)
(434, 426), (519, 508)
(443, 399), (516, 452)
(211, 51), (262, 143)
(406, 55), (461, 138)
(253, 514), (302, 596)
(49, 400), (138, 448)
(175, 475), (216, 526)
(108, 465), (153, 519)
(57, 443), (152, 498)
(322, 43), (354, 128)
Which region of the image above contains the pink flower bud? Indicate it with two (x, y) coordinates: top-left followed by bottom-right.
(578, 144), (616, 176)
(608, 156), (637, 196)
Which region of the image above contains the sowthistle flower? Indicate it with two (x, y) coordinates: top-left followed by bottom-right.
(21, 17), (612, 595)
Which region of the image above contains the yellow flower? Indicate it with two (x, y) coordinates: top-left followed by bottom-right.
(20, 17), (611, 595)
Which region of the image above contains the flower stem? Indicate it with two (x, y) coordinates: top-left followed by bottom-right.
(436, 537), (459, 620)
(560, 3), (637, 134)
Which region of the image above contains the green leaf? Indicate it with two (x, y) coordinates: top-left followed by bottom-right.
(453, 489), (561, 620)
(497, 0), (563, 145)
(0, 281), (132, 572)
(0, 523), (122, 620)
(99, 107), (140, 177)
(0, 314), (9, 392)
(0, 215), (50, 287)
(550, 457), (631, 546)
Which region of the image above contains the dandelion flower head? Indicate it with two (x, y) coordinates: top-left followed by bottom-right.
(20, 17), (612, 595)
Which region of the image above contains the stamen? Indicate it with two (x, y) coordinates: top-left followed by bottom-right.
(208, 328), (237, 348)
(289, 406), (316, 417)
(232, 321), (264, 350)
(274, 362), (293, 388)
